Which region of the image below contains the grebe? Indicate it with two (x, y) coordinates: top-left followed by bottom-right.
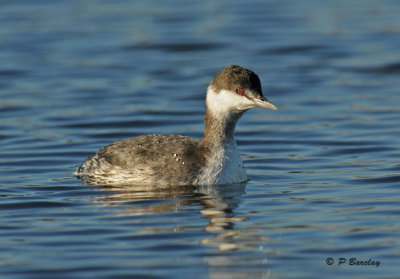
(76, 65), (277, 186)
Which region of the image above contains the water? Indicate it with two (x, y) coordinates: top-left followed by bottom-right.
(1, 1), (400, 278)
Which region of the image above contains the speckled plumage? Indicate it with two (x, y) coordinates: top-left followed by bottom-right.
(77, 134), (202, 185)
(76, 65), (277, 186)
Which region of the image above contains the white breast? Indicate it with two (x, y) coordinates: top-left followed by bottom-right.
(197, 141), (247, 185)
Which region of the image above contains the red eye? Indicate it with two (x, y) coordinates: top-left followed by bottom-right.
(236, 88), (245, 95)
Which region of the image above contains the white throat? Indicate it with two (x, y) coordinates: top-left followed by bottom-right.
(205, 86), (256, 119)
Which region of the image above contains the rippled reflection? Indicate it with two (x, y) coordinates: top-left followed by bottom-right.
(90, 182), (273, 278)
(99, 183), (248, 243)
(95, 184), (250, 249)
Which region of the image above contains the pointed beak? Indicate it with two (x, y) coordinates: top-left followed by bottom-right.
(253, 95), (278, 110)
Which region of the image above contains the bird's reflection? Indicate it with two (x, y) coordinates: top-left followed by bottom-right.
(94, 183), (248, 251)
(91, 183), (272, 278)
(196, 184), (249, 251)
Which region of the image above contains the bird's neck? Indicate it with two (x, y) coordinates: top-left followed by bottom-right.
(203, 109), (236, 143)
(198, 100), (244, 152)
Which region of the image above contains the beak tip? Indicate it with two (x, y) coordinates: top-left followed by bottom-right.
(255, 95), (278, 110)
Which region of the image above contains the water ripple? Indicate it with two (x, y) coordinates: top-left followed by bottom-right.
(123, 42), (226, 53)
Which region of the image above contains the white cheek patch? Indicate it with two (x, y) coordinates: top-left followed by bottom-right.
(206, 87), (255, 116)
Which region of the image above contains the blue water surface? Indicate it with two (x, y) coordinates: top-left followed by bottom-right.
(1, 1), (400, 278)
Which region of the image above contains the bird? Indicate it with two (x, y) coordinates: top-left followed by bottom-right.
(76, 65), (277, 186)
